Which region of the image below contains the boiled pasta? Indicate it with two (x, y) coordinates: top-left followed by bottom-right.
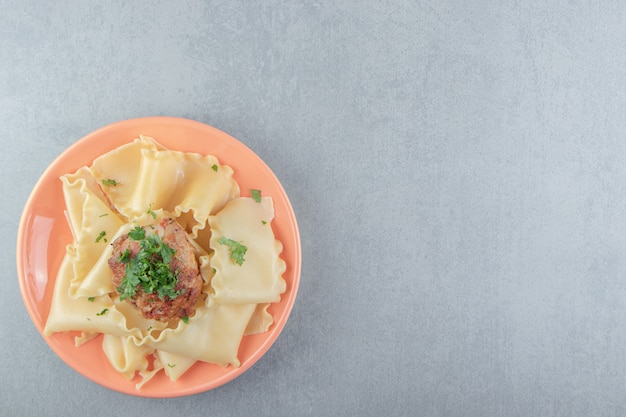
(43, 135), (286, 388)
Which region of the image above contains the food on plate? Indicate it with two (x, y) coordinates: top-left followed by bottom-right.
(43, 135), (286, 388)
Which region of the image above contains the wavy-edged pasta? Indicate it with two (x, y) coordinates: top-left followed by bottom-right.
(209, 197), (286, 304)
(44, 135), (286, 389)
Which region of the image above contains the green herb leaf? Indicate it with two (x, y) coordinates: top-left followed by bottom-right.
(128, 226), (145, 241)
(102, 179), (119, 187)
(182, 316), (189, 324)
(211, 164), (218, 172)
(95, 231), (107, 243)
(218, 237), (248, 265)
(99, 213), (109, 217)
(250, 189), (262, 203)
(117, 229), (181, 302)
(118, 248), (131, 264)
(167, 363), (176, 368)
(88, 297), (95, 302)
(261, 220), (267, 225)
(147, 204), (157, 219)
(96, 308), (108, 316)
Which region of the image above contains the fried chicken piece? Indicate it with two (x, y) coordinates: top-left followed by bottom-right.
(108, 218), (202, 322)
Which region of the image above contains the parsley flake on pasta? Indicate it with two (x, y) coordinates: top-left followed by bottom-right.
(218, 237), (248, 265)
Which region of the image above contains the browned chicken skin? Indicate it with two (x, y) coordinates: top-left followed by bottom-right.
(108, 218), (203, 322)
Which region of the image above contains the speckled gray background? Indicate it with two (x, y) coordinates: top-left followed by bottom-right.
(3, 1), (626, 416)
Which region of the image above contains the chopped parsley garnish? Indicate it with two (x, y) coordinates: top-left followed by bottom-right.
(102, 179), (119, 187)
(118, 248), (131, 263)
(182, 316), (189, 324)
(211, 164), (218, 172)
(117, 227), (182, 302)
(147, 204), (157, 219)
(99, 213), (109, 217)
(167, 363), (176, 368)
(250, 189), (262, 203)
(218, 237), (247, 266)
(261, 220), (267, 225)
(96, 308), (108, 316)
(128, 226), (145, 240)
(88, 297), (95, 302)
(95, 231), (107, 243)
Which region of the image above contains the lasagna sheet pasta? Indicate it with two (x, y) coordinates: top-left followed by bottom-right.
(141, 302), (257, 367)
(245, 303), (274, 335)
(44, 246), (140, 339)
(61, 168), (125, 298)
(102, 334), (154, 380)
(209, 197), (287, 304)
(127, 148), (240, 232)
(87, 136), (162, 217)
(88, 136), (240, 238)
(44, 135), (286, 388)
(156, 350), (196, 381)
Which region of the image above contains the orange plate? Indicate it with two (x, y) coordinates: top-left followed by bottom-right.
(16, 117), (301, 397)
